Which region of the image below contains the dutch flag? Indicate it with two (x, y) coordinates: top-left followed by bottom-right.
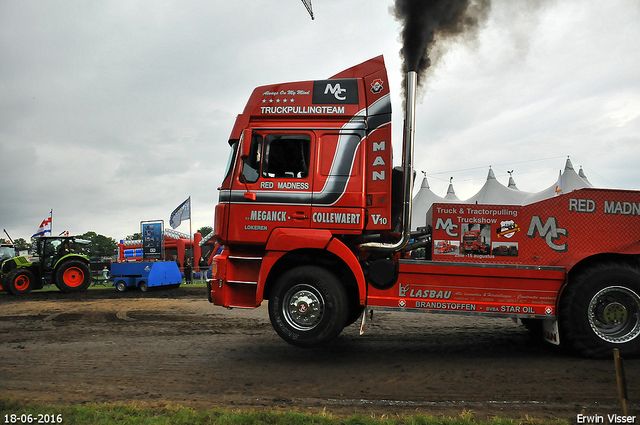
(32, 210), (52, 238)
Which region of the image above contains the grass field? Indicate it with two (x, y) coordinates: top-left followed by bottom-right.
(0, 398), (570, 425)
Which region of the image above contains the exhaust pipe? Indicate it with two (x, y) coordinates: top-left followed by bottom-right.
(360, 70), (417, 253)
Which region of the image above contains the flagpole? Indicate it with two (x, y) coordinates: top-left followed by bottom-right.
(50, 209), (53, 236)
(189, 196), (193, 284)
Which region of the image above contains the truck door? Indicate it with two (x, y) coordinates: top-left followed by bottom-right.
(226, 130), (314, 245)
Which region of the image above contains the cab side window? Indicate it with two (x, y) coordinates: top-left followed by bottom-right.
(43, 240), (61, 269)
(241, 134), (263, 184)
(262, 135), (310, 179)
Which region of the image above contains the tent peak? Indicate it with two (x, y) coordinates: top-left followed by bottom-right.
(419, 172), (430, 189)
(565, 156), (574, 171)
(487, 167), (496, 180)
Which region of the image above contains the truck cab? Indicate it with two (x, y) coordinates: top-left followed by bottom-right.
(211, 57), (396, 312)
(214, 56), (393, 248)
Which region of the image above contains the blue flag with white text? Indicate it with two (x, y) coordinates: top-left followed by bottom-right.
(170, 197), (190, 229)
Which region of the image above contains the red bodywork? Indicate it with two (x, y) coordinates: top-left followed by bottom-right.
(210, 56), (640, 323)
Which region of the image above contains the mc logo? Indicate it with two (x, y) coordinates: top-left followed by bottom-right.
(435, 218), (459, 237)
(526, 216), (568, 252)
(324, 83), (347, 101)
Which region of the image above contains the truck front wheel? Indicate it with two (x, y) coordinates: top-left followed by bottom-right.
(55, 260), (91, 293)
(6, 269), (35, 295)
(115, 280), (127, 292)
(560, 262), (640, 358)
(268, 265), (348, 348)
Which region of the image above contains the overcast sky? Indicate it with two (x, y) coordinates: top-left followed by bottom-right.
(1, 0), (639, 241)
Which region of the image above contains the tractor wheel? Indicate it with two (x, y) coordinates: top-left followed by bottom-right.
(268, 265), (348, 348)
(54, 260), (91, 293)
(560, 262), (640, 358)
(138, 281), (148, 292)
(6, 269), (36, 295)
(115, 280), (128, 292)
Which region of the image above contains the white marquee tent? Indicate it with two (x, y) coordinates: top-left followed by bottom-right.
(465, 168), (531, 205)
(411, 158), (594, 228)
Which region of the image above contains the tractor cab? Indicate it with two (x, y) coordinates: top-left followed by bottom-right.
(35, 236), (91, 280)
(38, 237), (77, 269)
(0, 244), (16, 263)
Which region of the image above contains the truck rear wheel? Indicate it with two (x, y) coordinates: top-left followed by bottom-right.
(55, 260), (91, 293)
(6, 269), (35, 295)
(268, 265), (348, 348)
(560, 262), (640, 358)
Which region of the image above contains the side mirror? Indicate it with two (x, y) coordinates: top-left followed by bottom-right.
(240, 128), (252, 159)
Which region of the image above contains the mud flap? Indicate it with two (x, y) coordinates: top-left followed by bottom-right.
(543, 319), (560, 345)
(359, 308), (367, 335)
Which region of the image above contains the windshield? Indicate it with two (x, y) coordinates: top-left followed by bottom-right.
(223, 141), (238, 182)
(0, 246), (15, 262)
(70, 239), (91, 255)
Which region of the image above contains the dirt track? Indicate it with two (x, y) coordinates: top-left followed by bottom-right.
(0, 286), (638, 420)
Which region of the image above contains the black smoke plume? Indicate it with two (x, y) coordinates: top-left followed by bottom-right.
(393, 0), (491, 87)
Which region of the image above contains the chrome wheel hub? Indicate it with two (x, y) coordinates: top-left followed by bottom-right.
(283, 285), (324, 331)
(588, 286), (640, 343)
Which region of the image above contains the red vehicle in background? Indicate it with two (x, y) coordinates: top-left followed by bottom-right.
(435, 241), (456, 254)
(462, 230), (490, 255)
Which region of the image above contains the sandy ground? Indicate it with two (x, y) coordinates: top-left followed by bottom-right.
(0, 286), (637, 420)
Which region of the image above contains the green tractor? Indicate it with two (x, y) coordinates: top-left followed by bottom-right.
(0, 236), (92, 295)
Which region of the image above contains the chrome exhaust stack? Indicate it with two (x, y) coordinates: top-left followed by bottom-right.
(360, 70), (417, 253)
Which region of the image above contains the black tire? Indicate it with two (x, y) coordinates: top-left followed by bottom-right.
(115, 280), (128, 292)
(345, 305), (365, 327)
(139, 281), (148, 292)
(54, 260), (91, 293)
(560, 262), (640, 358)
(268, 265), (348, 348)
(6, 269), (36, 295)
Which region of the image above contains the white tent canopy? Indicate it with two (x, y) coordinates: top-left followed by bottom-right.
(508, 173), (519, 189)
(579, 167), (592, 186)
(465, 168), (531, 205)
(522, 158), (592, 205)
(411, 158), (596, 229)
(444, 178), (461, 201)
(411, 176), (455, 230)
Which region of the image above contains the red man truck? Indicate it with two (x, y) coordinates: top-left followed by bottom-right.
(208, 56), (640, 358)
(462, 230), (490, 255)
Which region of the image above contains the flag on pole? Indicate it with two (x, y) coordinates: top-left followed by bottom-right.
(554, 170), (563, 196)
(32, 210), (52, 238)
(170, 197), (191, 229)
